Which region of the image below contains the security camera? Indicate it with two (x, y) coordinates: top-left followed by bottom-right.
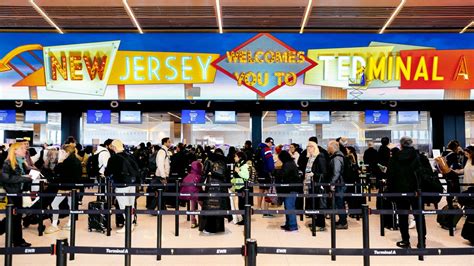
(15, 100), (23, 108)
(111, 101), (119, 108)
(301, 101), (309, 108)
(389, 101), (398, 108)
(190, 100), (196, 105)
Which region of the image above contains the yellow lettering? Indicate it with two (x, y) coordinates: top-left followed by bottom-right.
(367, 55), (386, 81)
(255, 51), (264, 63)
(226, 51), (239, 63)
(432, 56), (444, 81)
(414, 56), (429, 81)
(297, 51), (305, 64)
(275, 72), (285, 85)
(285, 72), (297, 86)
(68, 52), (83, 81)
(50, 52), (68, 81)
(234, 72), (245, 86)
(387, 54), (394, 81)
(395, 56), (411, 81)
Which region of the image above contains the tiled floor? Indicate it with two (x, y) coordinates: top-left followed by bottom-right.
(0, 194), (473, 266)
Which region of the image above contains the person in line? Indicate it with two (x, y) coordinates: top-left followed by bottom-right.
(363, 141), (378, 175)
(242, 140), (254, 165)
(276, 150), (301, 232)
(387, 137), (426, 248)
(255, 137), (275, 217)
(180, 161), (203, 228)
(305, 140), (328, 231)
(105, 139), (139, 233)
(45, 144), (82, 234)
(441, 140), (463, 230)
(463, 146), (474, 191)
(232, 152), (249, 226)
(0, 142), (33, 247)
(95, 139), (112, 179)
(377, 137), (391, 182)
(201, 149), (228, 234)
(157, 138), (173, 207)
(336, 137), (348, 156)
(289, 143), (300, 165)
(328, 140), (348, 230)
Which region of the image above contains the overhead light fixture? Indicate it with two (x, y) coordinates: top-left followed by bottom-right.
(379, 0), (406, 34)
(123, 0), (143, 34)
(460, 21), (474, 34)
(167, 112), (181, 120)
(215, 0), (223, 34)
(30, 0), (63, 34)
(299, 0), (313, 34)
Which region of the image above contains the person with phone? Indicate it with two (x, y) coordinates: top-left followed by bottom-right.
(0, 142), (33, 247)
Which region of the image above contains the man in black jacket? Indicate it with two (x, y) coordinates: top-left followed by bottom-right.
(106, 139), (139, 233)
(377, 137), (391, 181)
(387, 136), (426, 249)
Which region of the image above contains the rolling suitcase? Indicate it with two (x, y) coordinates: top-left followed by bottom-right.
(88, 201), (108, 233)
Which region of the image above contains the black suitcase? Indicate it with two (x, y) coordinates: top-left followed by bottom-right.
(88, 201), (108, 233)
(376, 196), (398, 230)
(461, 215), (474, 244)
(437, 204), (463, 229)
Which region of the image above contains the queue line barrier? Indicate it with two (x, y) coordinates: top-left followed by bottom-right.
(1, 180), (474, 266)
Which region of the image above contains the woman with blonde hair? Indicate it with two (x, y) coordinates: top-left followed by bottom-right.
(0, 142), (33, 247)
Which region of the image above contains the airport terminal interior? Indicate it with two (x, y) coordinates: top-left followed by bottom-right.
(0, 0), (473, 265)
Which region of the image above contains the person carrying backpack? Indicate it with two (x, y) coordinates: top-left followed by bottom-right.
(105, 139), (139, 233)
(327, 140), (347, 230)
(254, 137), (275, 217)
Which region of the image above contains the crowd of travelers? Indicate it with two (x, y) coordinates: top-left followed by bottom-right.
(0, 135), (473, 248)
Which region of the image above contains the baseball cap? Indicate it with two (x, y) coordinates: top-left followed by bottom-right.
(265, 137), (274, 145)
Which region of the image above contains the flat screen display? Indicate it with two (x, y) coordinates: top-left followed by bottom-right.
(277, 110), (301, 124)
(0, 110), (16, 124)
(397, 111), (420, 124)
(308, 111), (331, 124)
(182, 110), (206, 124)
(87, 110), (111, 124)
(24, 111), (47, 124)
(119, 111), (142, 124)
(365, 110), (389, 124)
(214, 111), (236, 124)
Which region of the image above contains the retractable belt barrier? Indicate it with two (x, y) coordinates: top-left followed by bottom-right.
(1, 180), (473, 266)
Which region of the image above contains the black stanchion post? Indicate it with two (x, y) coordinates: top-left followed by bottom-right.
(157, 189), (163, 261)
(125, 205), (132, 266)
(245, 239), (257, 266)
(186, 201), (190, 221)
(244, 180), (249, 206)
(56, 238), (68, 266)
(38, 180), (45, 236)
(362, 204), (370, 266)
(69, 190), (77, 261)
(175, 179), (180, 237)
(379, 193), (385, 237)
(311, 181), (316, 237)
(106, 177), (112, 236)
(5, 204), (13, 266)
(331, 191), (336, 261)
(244, 204), (251, 241)
(417, 189), (425, 261)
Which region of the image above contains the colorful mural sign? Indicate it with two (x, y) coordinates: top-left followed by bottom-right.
(0, 32), (472, 101)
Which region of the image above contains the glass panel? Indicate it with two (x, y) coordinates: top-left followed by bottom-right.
(262, 111), (315, 147)
(191, 113), (250, 147)
(466, 111), (474, 146)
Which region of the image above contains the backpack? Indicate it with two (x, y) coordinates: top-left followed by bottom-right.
(211, 160), (226, 177)
(118, 153), (140, 184)
(253, 146), (264, 174)
(335, 154), (359, 183)
(246, 160), (258, 183)
(148, 152), (157, 174)
(87, 150), (105, 177)
(416, 152), (443, 204)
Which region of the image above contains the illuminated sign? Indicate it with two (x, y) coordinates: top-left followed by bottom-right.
(19, 41), (219, 96)
(109, 51), (219, 85)
(305, 43), (474, 90)
(44, 41), (120, 96)
(212, 33), (317, 97)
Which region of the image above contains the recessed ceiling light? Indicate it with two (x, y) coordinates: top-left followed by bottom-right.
(299, 0), (313, 34)
(123, 0), (143, 34)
